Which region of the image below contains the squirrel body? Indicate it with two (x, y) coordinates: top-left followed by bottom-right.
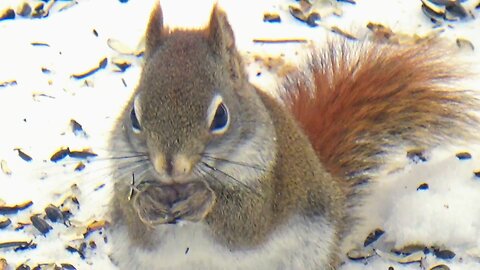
(108, 3), (478, 270)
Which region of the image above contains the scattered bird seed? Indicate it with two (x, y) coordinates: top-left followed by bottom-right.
(299, 0), (313, 10)
(392, 244), (427, 255)
(0, 201), (33, 215)
(375, 249), (425, 264)
(0, 8), (15, 21)
(65, 245), (86, 260)
(364, 228), (385, 247)
(421, 0), (470, 22)
(16, 264), (31, 270)
(88, 241), (97, 249)
(32, 93), (55, 101)
(30, 215), (52, 235)
(15, 245), (36, 254)
(92, 29), (98, 37)
(430, 264), (450, 270)
(71, 197), (80, 207)
(252, 39), (307, 44)
(112, 59), (132, 73)
(50, 147), (70, 162)
(427, 0), (457, 5)
(289, 6), (320, 27)
(70, 119), (87, 137)
(1, 160), (12, 175)
(31, 42), (50, 47)
(456, 152), (471, 160)
(84, 220), (109, 237)
(41, 67), (51, 74)
(0, 217), (11, 229)
(456, 38), (474, 51)
(45, 204), (64, 223)
(346, 247), (375, 260)
(337, 0), (356, 3)
(445, 1), (468, 20)
(417, 183), (429, 191)
(61, 264), (77, 270)
(57, 1), (78, 12)
(74, 162), (86, 172)
(407, 149), (427, 163)
(71, 58), (108, 79)
(61, 210), (72, 225)
(14, 222), (29, 231)
(14, 148), (33, 162)
(433, 248), (456, 259)
(94, 183), (105, 191)
(306, 12), (320, 27)
(263, 13), (281, 23)
(473, 170), (480, 178)
(16, 2), (32, 17)
(50, 147), (99, 163)
(31, 2), (45, 18)
(185, 247), (190, 254)
(69, 149), (97, 159)
(330, 26), (357, 40)
(0, 241), (34, 250)
(0, 80), (17, 87)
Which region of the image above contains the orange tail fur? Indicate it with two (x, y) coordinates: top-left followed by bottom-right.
(281, 40), (479, 186)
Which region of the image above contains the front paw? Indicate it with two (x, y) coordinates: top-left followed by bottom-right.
(132, 181), (216, 226)
(132, 184), (178, 226)
(171, 182), (216, 222)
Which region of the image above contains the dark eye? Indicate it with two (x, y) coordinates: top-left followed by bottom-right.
(130, 107), (142, 133)
(209, 102), (229, 134)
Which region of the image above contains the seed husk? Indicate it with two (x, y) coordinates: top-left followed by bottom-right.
(364, 228), (385, 247)
(30, 215), (52, 235)
(0, 201), (33, 215)
(71, 58), (108, 79)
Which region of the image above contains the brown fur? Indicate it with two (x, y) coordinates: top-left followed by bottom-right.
(205, 90), (346, 256)
(281, 41), (479, 187)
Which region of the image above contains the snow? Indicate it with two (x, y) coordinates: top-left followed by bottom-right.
(0, 0), (480, 269)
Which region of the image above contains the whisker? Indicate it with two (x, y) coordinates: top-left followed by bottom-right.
(200, 162), (262, 198)
(193, 166), (224, 190)
(201, 154), (270, 173)
(112, 158), (151, 183)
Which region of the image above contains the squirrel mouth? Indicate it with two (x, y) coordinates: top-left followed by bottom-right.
(131, 181), (216, 226)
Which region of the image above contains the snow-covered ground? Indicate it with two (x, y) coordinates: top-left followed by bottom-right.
(1, 0), (480, 269)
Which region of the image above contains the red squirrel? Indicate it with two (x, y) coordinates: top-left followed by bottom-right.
(107, 2), (479, 269)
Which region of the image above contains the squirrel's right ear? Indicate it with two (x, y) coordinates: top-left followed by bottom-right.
(145, 1), (164, 59)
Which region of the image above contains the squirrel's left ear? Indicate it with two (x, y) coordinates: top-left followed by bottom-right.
(207, 4), (235, 55)
(145, 1), (164, 59)
(207, 4), (245, 80)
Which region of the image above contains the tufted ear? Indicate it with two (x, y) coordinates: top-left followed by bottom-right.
(207, 4), (236, 55)
(145, 1), (164, 59)
(207, 4), (245, 81)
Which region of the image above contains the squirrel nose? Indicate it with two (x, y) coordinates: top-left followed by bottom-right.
(153, 153), (193, 179)
(165, 156), (174, 176)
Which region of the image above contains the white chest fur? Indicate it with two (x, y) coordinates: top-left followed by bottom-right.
(109, 216), (336, 270)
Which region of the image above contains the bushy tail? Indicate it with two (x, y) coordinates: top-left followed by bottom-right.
(281, 40), (479, 186)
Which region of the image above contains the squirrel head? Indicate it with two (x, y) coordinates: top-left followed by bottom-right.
(122, 3), (276, 186)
